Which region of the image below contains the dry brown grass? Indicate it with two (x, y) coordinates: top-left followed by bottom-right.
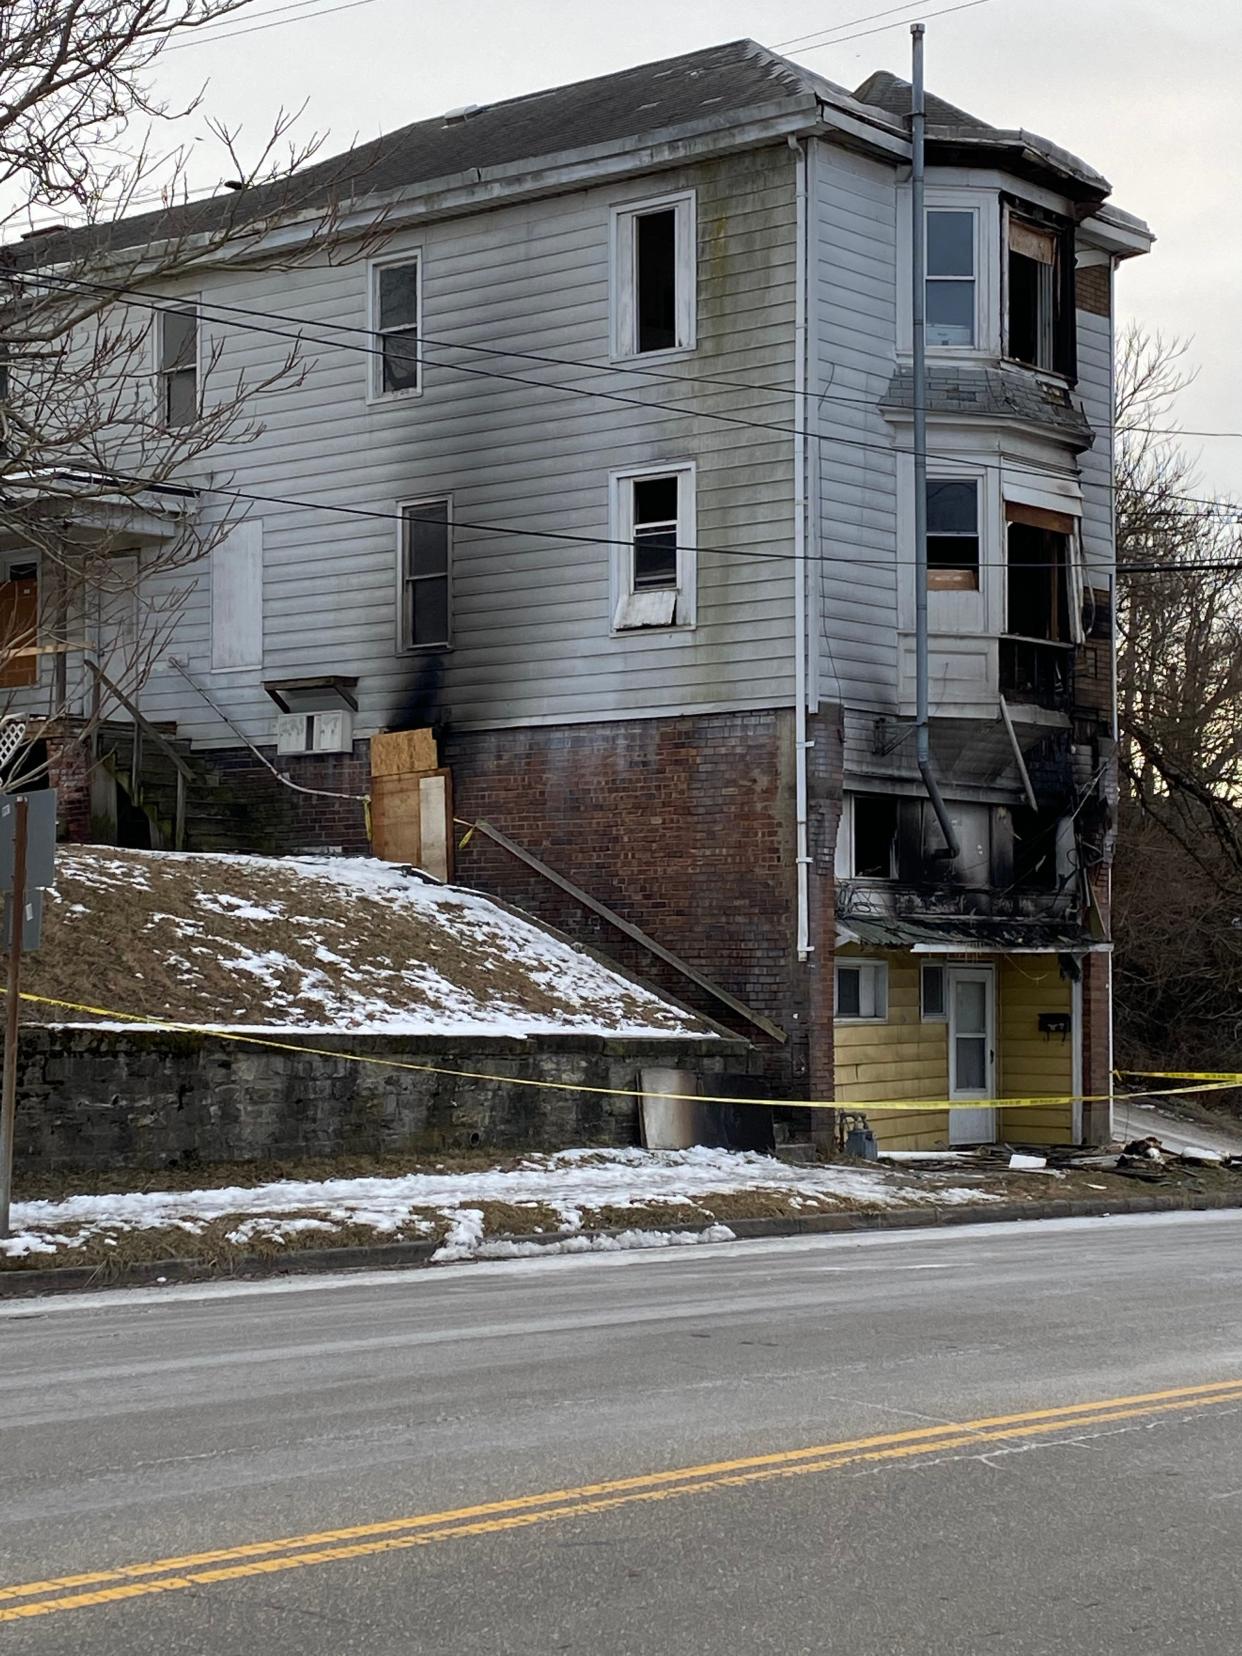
(27, 845), (702, 1033)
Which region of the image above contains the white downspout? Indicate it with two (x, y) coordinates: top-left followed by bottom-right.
(791, 134), (811, 961)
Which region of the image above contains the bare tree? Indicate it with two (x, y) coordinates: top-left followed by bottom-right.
(1112, 324), (1242, 1071)
(0, 2), (381, 774)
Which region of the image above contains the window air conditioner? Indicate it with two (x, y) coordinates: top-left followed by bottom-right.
(275, 709), (354, 755)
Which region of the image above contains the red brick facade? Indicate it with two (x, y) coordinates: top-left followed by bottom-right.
(445, 709), (843, 1100)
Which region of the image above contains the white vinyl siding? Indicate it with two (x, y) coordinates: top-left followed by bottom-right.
(132, 146), (798, 746)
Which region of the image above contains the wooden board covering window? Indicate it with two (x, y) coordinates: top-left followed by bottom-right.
(1008, 219), (1057, 264)
(0, 573), (38, 688)
(1004, 501), (1076, 535)
(928, 567), (979, 591)
(370, 726), (438, 778)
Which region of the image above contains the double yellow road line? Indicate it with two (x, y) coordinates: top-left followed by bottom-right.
(4, 1377), (1242, 1626)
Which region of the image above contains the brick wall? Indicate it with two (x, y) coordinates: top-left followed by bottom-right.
(1081, 871), (1113, 1144)
(1075, 264), (1111, 318)
(192, 745), (372, 855)
(445, 709), (841, 1099)
(46, 732), (90, 842)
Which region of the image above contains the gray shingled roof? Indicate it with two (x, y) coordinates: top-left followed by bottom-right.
(8, 39), (1110, 269)
(10, 39), (848, 266)
(852, 69), (991, 130)
(881, 365), (1096, 448)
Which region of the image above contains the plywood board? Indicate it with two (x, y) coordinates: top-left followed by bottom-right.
(371, 727), (438, 778)
(370, 772), (423, 863)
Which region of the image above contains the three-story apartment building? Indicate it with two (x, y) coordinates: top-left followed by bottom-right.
(4, 40), (1152, 1146)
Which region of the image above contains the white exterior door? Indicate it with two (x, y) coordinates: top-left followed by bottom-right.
(948, 966), (996, 1144)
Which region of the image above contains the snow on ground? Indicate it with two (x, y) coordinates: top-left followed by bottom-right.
(0, 1147), (1001, 1262)
(29, 845), (715, 1039)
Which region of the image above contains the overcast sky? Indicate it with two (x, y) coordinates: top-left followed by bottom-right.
(146, 0), (1240, 495)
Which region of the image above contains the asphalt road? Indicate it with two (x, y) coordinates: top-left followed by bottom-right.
(3, 1211), (1242, 1654)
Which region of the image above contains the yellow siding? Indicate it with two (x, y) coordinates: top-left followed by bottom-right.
(834, 948), (1077, 1151)
(834, 949), (950, 1150)
(998, 957), (1074, 1145)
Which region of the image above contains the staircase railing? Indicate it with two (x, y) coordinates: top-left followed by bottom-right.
(83, 659), (194, 850)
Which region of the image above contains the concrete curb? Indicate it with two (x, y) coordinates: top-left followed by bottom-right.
(3, 1188), (1240, 1299)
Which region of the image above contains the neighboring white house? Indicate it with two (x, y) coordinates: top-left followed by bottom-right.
(3, 40), (1152, 1147)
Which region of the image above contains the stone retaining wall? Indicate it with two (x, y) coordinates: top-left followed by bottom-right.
(13, 1029), (755, 1175)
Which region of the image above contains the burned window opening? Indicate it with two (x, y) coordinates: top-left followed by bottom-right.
(1011, 804), (1065, 892)
(1006, 212), (1075, 377)
(1006, 519), (1071, 643)
(635, 209), (677, 355)
(853, 794), (898, 879)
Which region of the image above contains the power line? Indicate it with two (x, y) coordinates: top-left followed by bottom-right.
(164, 0), (385, 52)
(16, 466), (1234, 579)
(9, 266), (1240, 517)
(15, 261), (1234, 452)
(775, 2), (936, 51)
(792, 0), (996, 54)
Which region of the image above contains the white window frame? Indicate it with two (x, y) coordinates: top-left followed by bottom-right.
(396, 494), (453, 652)
(835, 959), (889, 1024)
(610, 189), (697, 363)
(898, 188), (998, 357)
(608, 461), (696, 633)
(921, 962), (948, 1022)
(368, 252), (423, 403)
(154, 298), (201, 426)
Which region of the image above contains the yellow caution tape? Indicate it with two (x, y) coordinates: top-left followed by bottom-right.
(1121, 1069), (1242, 1083)
(7, 988), (1242, 1117)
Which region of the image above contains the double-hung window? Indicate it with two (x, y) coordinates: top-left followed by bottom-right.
(372, 258), (421, 397)
(399, 498), (451, 649)
(610, 463), (695, 631)
(158, 304), (198, 426)
(611, 192), (696, 359)
(926, 478), (980, 590)
(836, 960), (888, 1022)
(926, 209), (976, 347)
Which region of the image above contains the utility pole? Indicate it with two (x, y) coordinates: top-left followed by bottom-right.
(0, 794), (28, 1239)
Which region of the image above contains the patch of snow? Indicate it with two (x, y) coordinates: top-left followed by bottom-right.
(446, 1224), (737, 1263)
(5, 1147), (1005, 1265)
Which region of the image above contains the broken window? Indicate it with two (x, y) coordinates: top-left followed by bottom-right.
(926, 209), (975, 346)
(852, 794), (898, 879)
(399, 498), (451, 649)
(927, 478), (980, 590)
(836, 960), (888, 1022)
(632, 477), (679, 591)
(611, 464), (695, 630)
(1007, 214), (1074, 375)
(612, 193), (696, 358)
(1005, 506), (1074, 641)
(374, 259), (420, 395)
(158, 304), (198, 426)
(1011, 804), (1064, 891)
(636, 210), (677, 354)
